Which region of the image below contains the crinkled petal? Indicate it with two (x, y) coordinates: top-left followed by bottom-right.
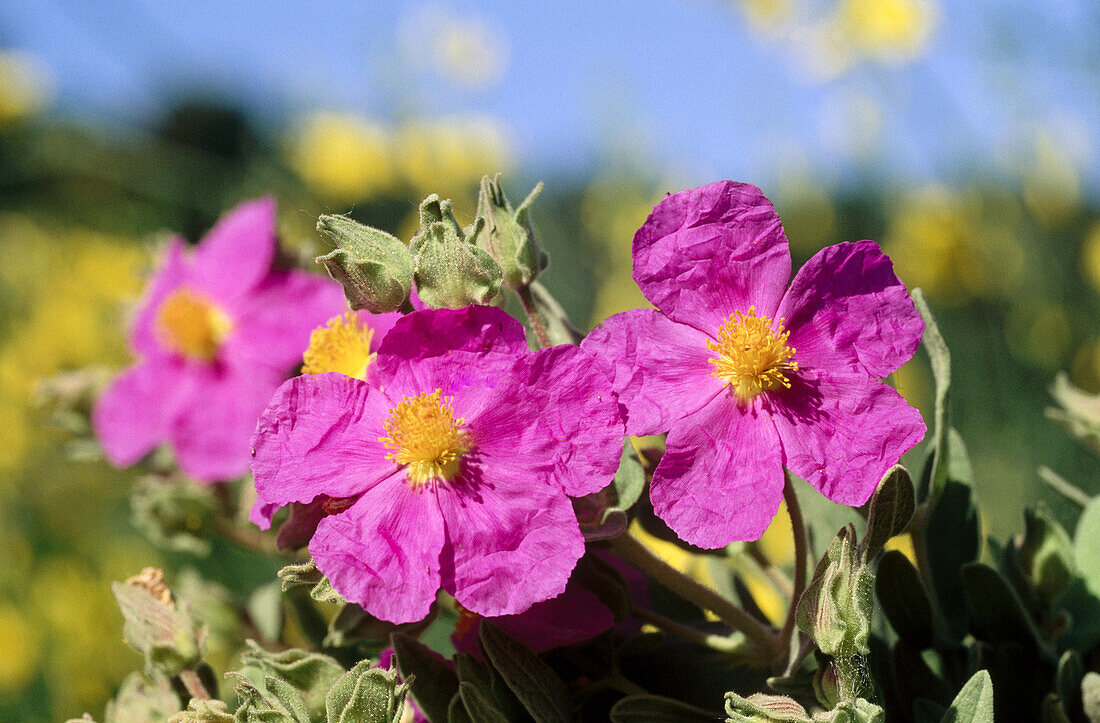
(249, 373), (397, 528)
(92, 356), (193, 467)
(767, 368), (926, 506)
(651, 394), (784, 548)
(170, 363), (284, 483)
(311, 477), (445, 624)
(376, 305), (526, 375)
(497, 344), (624, 497)
(224, 269), (348, 373)
(632, 181), (791, 333)
(582, 309), (722, 436)
(437, 458), (584, 618)
(776, 241), (923, 378)
(130, 237), (190, 358)
(193, 197), (277, 300)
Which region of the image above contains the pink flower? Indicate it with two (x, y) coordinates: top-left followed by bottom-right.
(93, 198), (347, 482)
(250, 305), (624, 624)
(583, 181), (926, 548)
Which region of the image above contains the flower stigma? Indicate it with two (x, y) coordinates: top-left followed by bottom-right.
(707, 306), (798, 402)
(155, 288), (233, 361)
(380, 389), (470, 487)
(301, 312), (376, 379)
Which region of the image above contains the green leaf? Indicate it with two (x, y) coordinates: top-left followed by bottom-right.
(875, 550), (934, 649)
(1074, 497), (1100, 599)
(479, 622), (571, 722)
(226, 671), (302, 723)
(457, 682), (509, 723)
(940, 670), (994, 723)
(247, 582), (284, 643)
(277, 559), (345, 606)
(105, 672), (181, 723)
(608, 694), (717, 721)
(612, 439), (646, 514)
(447, 693), (473, 723)
(913, 698), (947, 723)
(265, 675), (311, 723)
(923, 430), (980, 640)
(392, 633), (458, 723)
(962, 563), (1048, 651)
(325, 659), (410, 723)
(863, 465), (916, 561)
(912, 288), (951, 504)
(1019, 503), (1076, 606)
(167, 698), (235, 723)
(239, 641), (344, 721)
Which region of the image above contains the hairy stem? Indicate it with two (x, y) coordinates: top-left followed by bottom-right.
(611, 533), (777, 652)
(776, 472), (808, 665)
(516, 284), (553, 348)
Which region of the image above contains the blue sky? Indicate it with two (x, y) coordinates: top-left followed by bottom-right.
(2, 0), (1097, 191)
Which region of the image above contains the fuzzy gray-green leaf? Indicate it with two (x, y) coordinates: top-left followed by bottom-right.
(941, 670), (994, 723)
(479, 622), (570, 722)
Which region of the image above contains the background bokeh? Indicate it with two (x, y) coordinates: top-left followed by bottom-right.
(0, 1), (1097, 719)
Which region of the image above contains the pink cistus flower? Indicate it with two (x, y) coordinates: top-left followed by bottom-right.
(93, 198), (347, 482)
(250, 305), (624, 624)
(583, 180), (926, 548)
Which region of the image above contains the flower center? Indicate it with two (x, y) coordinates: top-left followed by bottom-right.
(706, 306), (798, 402)
(380, 389), (469, 487)
(301, 312), (376, 380)
(155, 288), (232, 361)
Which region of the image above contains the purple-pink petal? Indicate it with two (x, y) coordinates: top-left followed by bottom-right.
(223, 270), (350, 372)
(776, 240), (924, 379)
(437, 459), (584, 618)
(376, 305), (527, 372)
(310, 478), (445, 625)
(499, 344), (623, 497)
(192, 197), (277, 301)
(582, 309), (722, 436)
(170, 363), (285, 482)
(632, 181), (792, 333)
(92, 356), (194, 467)
(651, 394), (785, 548)
(129, 237), (190, 358)
(249, 373), (398, 528)
(766, 368), (926, 507)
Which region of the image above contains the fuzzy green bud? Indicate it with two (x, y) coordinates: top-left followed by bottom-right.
(111, 568), (205, 678)
(411, 195), (502, 308)
(475, 174), (548, 289)
(725, 692), (810, 722)
(796, 526), (875, 660)
(316, 215), (414, 313)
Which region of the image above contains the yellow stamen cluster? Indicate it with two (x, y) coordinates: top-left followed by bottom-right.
(380, 389), (469, 487)
(301, 312), (376, 380)
(707, 306), (798, 402)
(155, 288), (233, 361)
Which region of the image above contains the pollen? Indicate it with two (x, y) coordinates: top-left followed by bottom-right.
(301, 312), (376, 380)
(707, 306), (798, 402)
(155, 288), (233, 361)
(380, 389), (470, 487)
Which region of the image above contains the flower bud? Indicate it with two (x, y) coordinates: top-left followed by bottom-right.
(724, 691), (810, 722)
(475, 174), (548, 289)
(796, 526), (874, 659)
(111, 568), (205, 678)
(316, 215), (414, 313)
(411, 195), (502, 308)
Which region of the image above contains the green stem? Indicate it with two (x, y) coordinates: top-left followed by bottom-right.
(631, 605), (742, 653)
(516, 284), (552, 348)
(611, 533), (778, 652)
(776, 472), (808, 665)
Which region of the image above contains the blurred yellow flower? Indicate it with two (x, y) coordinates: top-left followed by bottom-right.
(1080, 221), (1100, 294)
(839, 0), (936, 62)
(0, 49), (51, 125)
(401, 7), (509, 89)
(0, 602), (41, 693)
(1022, 129), (1083, 227)
(287, 112), (398, 203)
(1005, 298), (1072, 370)
(396, 117), (513, 202)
